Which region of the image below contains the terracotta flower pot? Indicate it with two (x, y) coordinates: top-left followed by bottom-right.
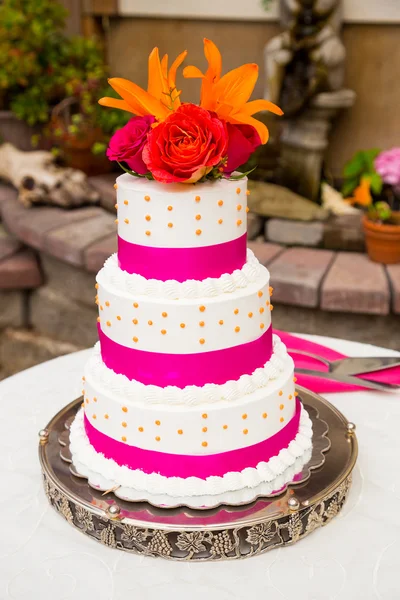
(363, 213), (400, 264)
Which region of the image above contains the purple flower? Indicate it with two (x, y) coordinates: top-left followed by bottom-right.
(375, 147), (400, 191)
(107, 115), (155, 174)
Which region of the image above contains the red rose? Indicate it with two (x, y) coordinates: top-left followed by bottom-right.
(223, 123), (261, 174)
(142, 104), (228, 183)
(107, 115), (155, 175)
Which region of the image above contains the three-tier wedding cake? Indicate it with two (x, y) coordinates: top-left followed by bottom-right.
(69, 39), (313, 506)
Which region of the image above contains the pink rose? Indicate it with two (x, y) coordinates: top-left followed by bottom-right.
(375, 147), (400, 190)
(107, 115), (155, 174)
(223, 123), (261, 174)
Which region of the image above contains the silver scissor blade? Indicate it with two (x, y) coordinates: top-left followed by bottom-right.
(295, 369), (400, 392)
(329, 356), (400, 376)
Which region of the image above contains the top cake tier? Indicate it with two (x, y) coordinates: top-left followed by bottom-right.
(115, 174), (248, 282)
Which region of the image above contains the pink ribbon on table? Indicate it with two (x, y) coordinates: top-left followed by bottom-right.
(275, 329), (400, 393)
(84, 399), (301, 479)
(98, 324), (273, 388)
(118, 233), (247, 282)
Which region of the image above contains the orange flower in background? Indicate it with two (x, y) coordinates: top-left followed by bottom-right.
(183, 38), (283, 144)
(345, 177), (373, 207)
(99, 47), (187, 120)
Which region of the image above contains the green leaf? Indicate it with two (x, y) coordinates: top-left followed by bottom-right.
(341, 177), (358, 198)
(226, 166), (257, 181)
(369, 173), (383, 195)
(117, 161), (146, 178)
(374, 200), (392, 222)
(363, 148), (381, 172)
(343, 152), (364, 178)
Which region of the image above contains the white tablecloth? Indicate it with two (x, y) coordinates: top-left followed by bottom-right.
(1, 335), (400, 600)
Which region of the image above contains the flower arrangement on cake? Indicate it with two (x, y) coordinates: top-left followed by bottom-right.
(99, 39), (283, 184)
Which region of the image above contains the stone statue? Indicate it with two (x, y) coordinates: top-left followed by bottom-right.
(265, 0), (355, 200)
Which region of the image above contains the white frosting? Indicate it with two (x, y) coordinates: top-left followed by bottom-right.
(85, 335), (288, 406)
(96, 259), (272, 354)
(116, 173), (248, 249)
(102, 249), (262, 299)
(82, 339), (296, 455)
(70, 404), (313, 498)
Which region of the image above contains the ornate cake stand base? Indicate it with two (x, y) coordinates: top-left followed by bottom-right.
(38, 387), (357, 561)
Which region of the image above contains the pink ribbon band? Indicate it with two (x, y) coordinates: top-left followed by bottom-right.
(118, 233), (247, 282)
(98, 324), (273, 388)
(84, 399), (301, 479)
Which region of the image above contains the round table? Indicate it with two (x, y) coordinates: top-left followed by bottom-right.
(1, 335), (399, 600)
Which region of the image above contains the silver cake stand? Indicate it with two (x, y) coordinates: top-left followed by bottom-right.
(38, 387), (357, 561)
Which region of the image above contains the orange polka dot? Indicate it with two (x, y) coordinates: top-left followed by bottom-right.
(106, 321), (111, 327)
(235, 326), (240, 332)
(145, 215), (151, 221)
(132, 318), (138, 324)
(155, 436), (161, 442)
(122, 406), (128, 413)
(177, 429), (183, 435)
(202, 427), (208, 433)
(105, 301), (110, 307)
(161, 329), (167, 335)
(280, 417), (284, 423)
(124, 218), (130, 224)
(219, 320), (224, 325)
(124, 200), (128, 205)
(269, 286), (274, 295)
(263, 412), (268, 419)
(199, 321), (205, 327)
(243, 429), (249, 435)
(260, 323), (265, 329)
(280, 404), (284, 410)
(242, 414), (248, 420)
(148, 320), (153, 326)
(195, 196), (201, 202)
(218, 200), (224, 206)
(115, 219), (119, 224)
(246, 190), (250, 196)
(259, 307), (265, 314)
(199, 305), (206, 312)
(237, 204), (242, 211)
(218, 218), (223, 224)
(114, 183), (118, 190)
(122, 436), (127, 442)
(258, 291), (263, 298)
(223, 424), (228, 430)
(246, 206), (250, 213)
(237, 219), (242, 226)
(288, 395), (293, 400)
(234, 308), (239, 314)
(294, 391), (299, 397)
(95, 283), (99, 290)
(117, 315), (121, 321)
(202, 413), (208, 419)
(93, 397), (97, 403)
(144, 195), (150, 201)
(115, 204), (118, 210)
(155, 420), (161, 426)
(133, 302), (139, 308)
(248, 312), (253, 318)
(97, 317), (101, 323)
(100, 305), (103, 311)
(145, 230), (151, 236)
(122, 421), (127, 427)
(180, 323), (186, 328)
(202, 441), (208, 447)
(93, 414), (97, 419)
(162, 312), (168, 318)
(293, 377), (297, 383)
(85, 398), (89, 404)
(168, 222), (173, 228)
(266, 301), (270, 307)
(236, 187), (241, 194)
(138, 427), (144, 432)
(196, 229), (202, 235)
(199, 338), (205, 344)
(104, 414), (109, 419)
(270, 304), (274, 311)
(132, 336), (139, 343)
(279, 390), (283, 396)
(167, 205), (173, 211)
(195, 214), (201, 220)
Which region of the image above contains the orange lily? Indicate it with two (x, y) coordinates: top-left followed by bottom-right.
(345, 177), (373, 207)
(99, 47), (187, 121)
(183, 38), (283, 144)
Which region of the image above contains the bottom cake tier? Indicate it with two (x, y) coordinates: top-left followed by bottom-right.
(71, 335), (313, 504)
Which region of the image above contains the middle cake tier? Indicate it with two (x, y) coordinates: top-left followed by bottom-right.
(96, 249), (273, 388)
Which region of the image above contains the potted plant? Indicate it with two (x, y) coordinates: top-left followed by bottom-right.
(342, 148), (400, 264)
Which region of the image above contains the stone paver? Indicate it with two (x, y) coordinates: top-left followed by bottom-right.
(247, 241), (284, 266)
(0, 224), (21, 261)
(266, 219), (324, 247)
(387, 264), (400, 314)
(323, 214), (365, 252)
(31, 285), (98, 347)
(40, 255), (96, 307)
(268, 247), (334, 308)
(89, 174), (116, 214)
(44, 212), (116, 267)
(0, 291), (27, 328)
(247, 212), (264, 241)
(321, 252), (390, 315)
(84, 234), (118, 273)
(0, 249), (42, 290)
